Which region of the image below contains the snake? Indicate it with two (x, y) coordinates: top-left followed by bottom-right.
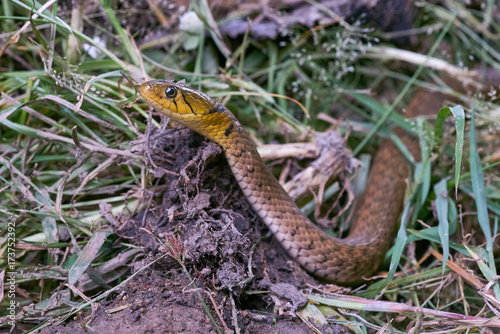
(139, 79), (444, 285)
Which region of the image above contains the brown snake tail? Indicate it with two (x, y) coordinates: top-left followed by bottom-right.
(139, 80), (445, 285)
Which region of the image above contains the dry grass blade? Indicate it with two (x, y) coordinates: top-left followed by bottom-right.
(308, 294), (500, 327)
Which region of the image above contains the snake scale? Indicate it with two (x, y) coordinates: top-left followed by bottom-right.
(140, 80), (446, 285)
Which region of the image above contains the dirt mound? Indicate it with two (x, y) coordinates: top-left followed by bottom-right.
(42, 126), (345, 333)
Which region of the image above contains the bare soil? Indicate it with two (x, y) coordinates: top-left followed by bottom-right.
(41, 126), (348, 333)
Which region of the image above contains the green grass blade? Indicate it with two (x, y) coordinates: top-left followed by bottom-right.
(366, 199), (412, 297)
(469, 110), (492, 251)
(434, 106), (465, 198)
(98, 0), (140, 66)
(469, 106), (499, 298)
(68, 231), (110, 285)
(433, 178), (449, 273)
(417, 118), (433, 206)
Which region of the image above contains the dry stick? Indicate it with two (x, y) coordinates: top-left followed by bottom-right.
(366, 47), (477, 79)
(260, 142), (319, 160)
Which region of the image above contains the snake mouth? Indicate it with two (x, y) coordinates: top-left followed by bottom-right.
(139, 81), (152, 97)
(139, 81), (174, 117)
(139, 81), (161, 104)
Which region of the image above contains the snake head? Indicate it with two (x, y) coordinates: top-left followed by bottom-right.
(139, 79), (241, 148)
(139, 80), (219, 121)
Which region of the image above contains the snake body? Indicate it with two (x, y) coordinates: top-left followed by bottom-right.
(140, 80), (442, 284)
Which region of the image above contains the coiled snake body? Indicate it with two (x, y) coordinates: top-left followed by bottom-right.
(140, 80), (442, 285)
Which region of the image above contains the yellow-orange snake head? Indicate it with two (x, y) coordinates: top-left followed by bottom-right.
(140, 80), (242, 149)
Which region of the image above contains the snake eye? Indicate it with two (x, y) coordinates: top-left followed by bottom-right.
(165, 86), (177, 98)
